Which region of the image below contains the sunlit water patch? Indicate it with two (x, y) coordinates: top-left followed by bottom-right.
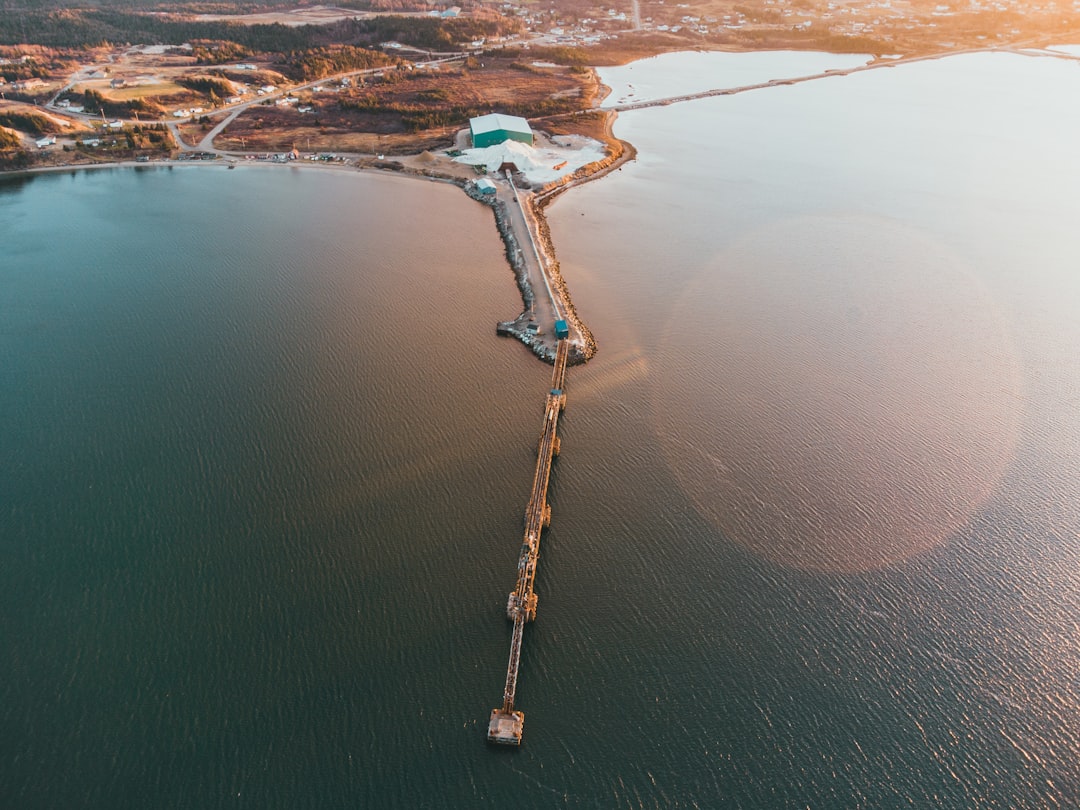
(599, 49), (871, 106)
(651, 215), (1024, 572)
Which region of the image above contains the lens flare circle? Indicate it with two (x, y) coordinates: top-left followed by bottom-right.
(652, 215), (1024, 574)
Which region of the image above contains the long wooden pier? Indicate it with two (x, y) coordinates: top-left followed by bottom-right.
(487, 339), (570, 745)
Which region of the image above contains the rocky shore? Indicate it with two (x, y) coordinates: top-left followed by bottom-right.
(467, 183), (594, 367)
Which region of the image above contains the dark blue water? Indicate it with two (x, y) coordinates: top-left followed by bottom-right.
(4, 51), (1080, 808)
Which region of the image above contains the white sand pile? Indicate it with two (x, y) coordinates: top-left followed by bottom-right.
(454, 136), (606, 185)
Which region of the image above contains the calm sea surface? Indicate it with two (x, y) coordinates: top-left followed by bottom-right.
(4, 51), (1080, 808)
(598, 49), (873, 106)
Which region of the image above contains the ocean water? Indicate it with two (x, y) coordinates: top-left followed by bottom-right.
(598, 49), (872, 106)
(3, 50), (1080, 808)
(552, 49), (1080, 806)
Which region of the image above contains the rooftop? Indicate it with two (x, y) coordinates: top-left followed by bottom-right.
(470, 113), (532, 136)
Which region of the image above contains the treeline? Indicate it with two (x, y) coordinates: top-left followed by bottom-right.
(75, 122), (173, 151)
(0, 149), (35, 170)
(347, 15), (521, 50)
(176, 74), (234, 98)
(280, 45), (392, 81)
(0, 0), (466, 12)
(0, 0), (339, 9)
(81, 87), (168, 117)
(731, 27), (890, 54)
(338, 93), (583, 133)
(0, 58), (53, 82)
(0, 10), (315, 49)
(191, 39), (249, 64)
(0, 126), (22, 148)
(496, 45), (591, 67)
(0, 109), (61, 134)
(0, 9), (519, 52)
(338, 93), (484, 131)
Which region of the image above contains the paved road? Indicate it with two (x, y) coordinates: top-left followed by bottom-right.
(494, 172), (590, 356)
(496, 179), (557, 327)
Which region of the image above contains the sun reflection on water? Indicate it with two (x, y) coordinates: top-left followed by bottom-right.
(652, 215), (1025, 573)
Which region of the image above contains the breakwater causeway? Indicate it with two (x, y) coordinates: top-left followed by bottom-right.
(465, 119), (634, 366)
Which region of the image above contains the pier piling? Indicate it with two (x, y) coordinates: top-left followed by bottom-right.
(487, 339), (571, 746)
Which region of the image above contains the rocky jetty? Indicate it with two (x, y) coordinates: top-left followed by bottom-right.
(464, 126), (636, 366)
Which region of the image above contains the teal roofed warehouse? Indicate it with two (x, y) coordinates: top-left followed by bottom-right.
(469, 114), (534, 149)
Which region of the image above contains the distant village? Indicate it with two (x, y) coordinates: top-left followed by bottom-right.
(2, 0), (1079, 169)
(496, 0), (1080, 49)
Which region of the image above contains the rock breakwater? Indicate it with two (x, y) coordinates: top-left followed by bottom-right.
(465, 119), (636, 367)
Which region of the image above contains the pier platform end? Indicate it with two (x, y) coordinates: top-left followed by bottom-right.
(487, 709), (524, 746)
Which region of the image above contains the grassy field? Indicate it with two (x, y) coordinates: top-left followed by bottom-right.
(71, 80), (189, 102)
(214, 114), (462, 155)
(106, 82), (186, 101)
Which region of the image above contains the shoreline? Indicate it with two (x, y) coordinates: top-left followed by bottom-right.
(2, 115), (630, 369)
(4, 45), (1040, 366)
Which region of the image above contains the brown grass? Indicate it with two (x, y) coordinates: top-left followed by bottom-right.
(104, 82), (186, 101)
(216, 116), (456, 155)
(0, 100), (94, 134)
(214, 59), (600, 154)
(174, 121), (207, 147)
(537, 110), (614, 144)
